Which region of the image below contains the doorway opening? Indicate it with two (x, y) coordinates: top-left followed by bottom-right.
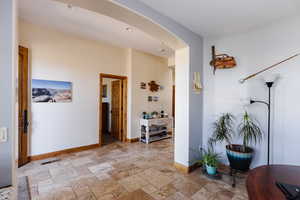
(99, 73), (127, 146)
(18, 46), (30, 167)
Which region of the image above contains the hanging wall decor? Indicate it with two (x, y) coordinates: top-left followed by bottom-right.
(140, 82), (146, 89)
(210, 46), (236, 74)
(148, 81), (160, 92)
(193, 72), (202, 93)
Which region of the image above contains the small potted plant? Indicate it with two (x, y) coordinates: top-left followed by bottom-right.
(199, 139), (221, 175)
(212, 112), (262, 171)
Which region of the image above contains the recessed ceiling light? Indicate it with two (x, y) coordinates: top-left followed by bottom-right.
(126, 27), (133, 32)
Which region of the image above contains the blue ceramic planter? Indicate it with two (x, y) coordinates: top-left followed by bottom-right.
(226, 144), (253, 171)
(206, 165), (217, 175)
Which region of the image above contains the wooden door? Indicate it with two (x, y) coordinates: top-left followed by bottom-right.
(101, 102), (109, 135)
(18, 46), (29, 167)
(111, 80), (122, 140)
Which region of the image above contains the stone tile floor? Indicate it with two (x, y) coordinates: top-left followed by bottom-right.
(0, 187), (16, 200)
(0, 187), (13, 200)
(18, 139), (248, 200)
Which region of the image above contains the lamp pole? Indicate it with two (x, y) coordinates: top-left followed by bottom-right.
(250, 81), (273, 165)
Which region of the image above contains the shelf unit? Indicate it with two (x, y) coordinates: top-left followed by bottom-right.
(139, 117), (173, 144)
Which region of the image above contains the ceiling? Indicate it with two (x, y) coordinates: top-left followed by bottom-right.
(137, 0), (300, 37)
(19, 0), (174, 58)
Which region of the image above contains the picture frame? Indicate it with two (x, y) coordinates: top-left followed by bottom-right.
(32, 79), (72, 103)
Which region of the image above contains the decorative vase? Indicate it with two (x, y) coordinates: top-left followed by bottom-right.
(226, 144), (253, 171)
(206, 165), (217, 175)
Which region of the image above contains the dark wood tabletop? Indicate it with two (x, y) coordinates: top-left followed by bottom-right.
(246, 165), (300, 200)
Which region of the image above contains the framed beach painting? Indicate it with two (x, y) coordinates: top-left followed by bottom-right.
(32, 79), (72, 103)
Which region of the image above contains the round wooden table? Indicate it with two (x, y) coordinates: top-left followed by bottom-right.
(246, 165), (300, 200)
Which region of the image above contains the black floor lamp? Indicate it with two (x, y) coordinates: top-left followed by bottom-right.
(238, 54), (299, 165)
(249, 75), (278, 165)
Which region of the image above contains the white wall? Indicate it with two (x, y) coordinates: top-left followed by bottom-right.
(125, 49), (133, 139)
(19, 21), (127, 156)
(174, 48), (190, 165)
(128, 49), (172, 139)
(168, 56), (175, 67)
(0, 0), (17, 188)
(203, 16), (300, 167)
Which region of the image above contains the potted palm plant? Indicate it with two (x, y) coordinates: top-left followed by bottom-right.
(212, 112), (263, 171)
(227, 111), (262, 171)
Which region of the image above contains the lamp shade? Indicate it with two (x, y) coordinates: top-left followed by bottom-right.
(263, 73), (279, 83)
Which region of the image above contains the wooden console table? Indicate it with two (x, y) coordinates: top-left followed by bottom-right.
(246, 165), (300, 200)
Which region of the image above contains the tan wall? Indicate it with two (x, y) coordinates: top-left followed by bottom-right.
(19, 20), (172, 154)
(129, 49), (172, 138)
(19, 20), (127, 155)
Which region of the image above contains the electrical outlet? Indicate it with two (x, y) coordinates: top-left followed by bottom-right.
(0, 127), (8, 143)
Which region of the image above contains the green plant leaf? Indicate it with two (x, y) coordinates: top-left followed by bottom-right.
(238, 111), (263, 151)
(212, 113), (235, 145)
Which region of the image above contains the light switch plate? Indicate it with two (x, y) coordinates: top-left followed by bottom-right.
(0, 127), (8, 143)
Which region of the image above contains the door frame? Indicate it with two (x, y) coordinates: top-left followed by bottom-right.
(172, 85), (175, 118)
(18, 46), (30, 167)
(99, 73), (127, 146)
